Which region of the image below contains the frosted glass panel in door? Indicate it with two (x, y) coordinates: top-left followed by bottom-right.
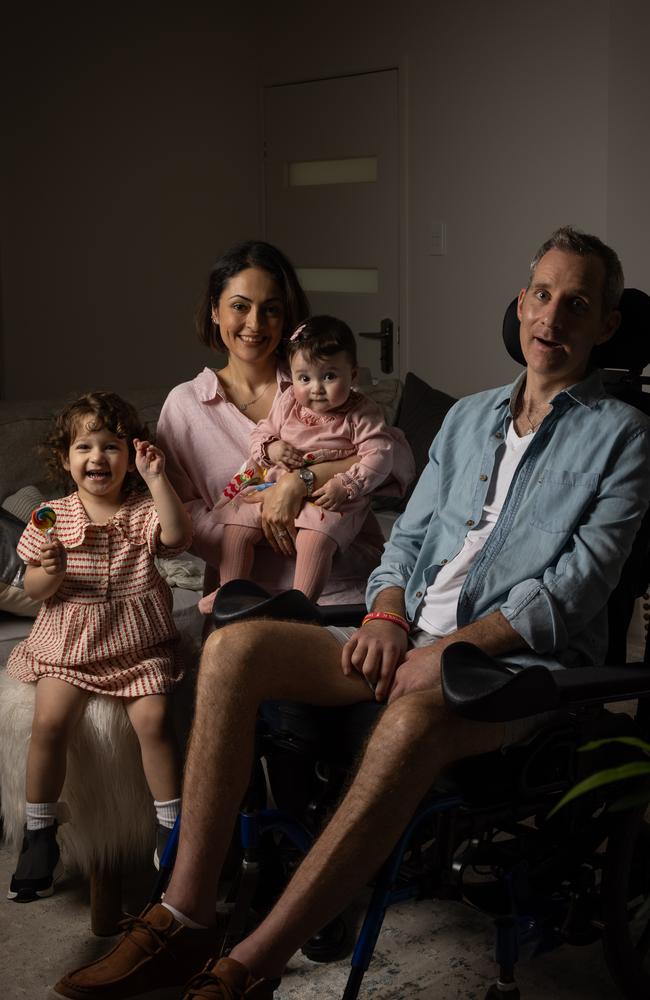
(289, 157), (378, 187)
(264, 70), (400, 381)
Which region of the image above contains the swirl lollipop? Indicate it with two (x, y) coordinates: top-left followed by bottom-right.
(31, 505), (57, 538)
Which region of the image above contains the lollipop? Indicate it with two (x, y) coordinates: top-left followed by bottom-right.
(31, 505), (57, 538)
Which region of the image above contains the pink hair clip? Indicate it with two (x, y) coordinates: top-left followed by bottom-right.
(290, 323), (307, 342)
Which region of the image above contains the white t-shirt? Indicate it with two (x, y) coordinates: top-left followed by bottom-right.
(416, 419), (534, 637)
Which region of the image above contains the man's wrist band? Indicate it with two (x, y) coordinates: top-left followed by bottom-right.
(362, 612), (410, 634)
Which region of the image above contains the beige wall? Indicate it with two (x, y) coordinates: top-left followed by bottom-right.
(1, 3), (260, 399)
(2, 1), (648, 400)
(608, 0), (650, 291)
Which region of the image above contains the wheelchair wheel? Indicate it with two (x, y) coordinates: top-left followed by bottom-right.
(601, 808), (650, 999)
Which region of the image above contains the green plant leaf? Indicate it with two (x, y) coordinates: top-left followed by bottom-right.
(609, 786), (650, 812)
(579, 736), (650, 755)
(548, 761), (650, 816)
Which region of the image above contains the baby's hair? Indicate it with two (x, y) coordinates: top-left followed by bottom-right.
(286, 315), (358, 369)
(43, 391), (148, 494)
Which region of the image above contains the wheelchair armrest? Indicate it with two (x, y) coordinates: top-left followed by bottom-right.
(317, 604), (365, 627)
(441, 642), (650, 722)
(211, 579), (365, 628)
(441, 643), (558, 721)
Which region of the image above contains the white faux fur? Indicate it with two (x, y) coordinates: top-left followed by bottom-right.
(0, 671), (156, 876)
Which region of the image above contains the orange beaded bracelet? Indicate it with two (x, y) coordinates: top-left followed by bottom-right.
(361, 611), (410, 634)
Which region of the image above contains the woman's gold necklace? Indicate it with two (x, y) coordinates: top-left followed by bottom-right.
(234, 380), (275, 413)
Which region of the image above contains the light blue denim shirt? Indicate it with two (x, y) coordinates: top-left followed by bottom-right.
(367, 370), (650, 669)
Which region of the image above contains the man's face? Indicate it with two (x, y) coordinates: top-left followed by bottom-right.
(517, 248), (620, 388)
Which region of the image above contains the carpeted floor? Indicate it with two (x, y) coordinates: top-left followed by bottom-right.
(1, 841), (621, 1000)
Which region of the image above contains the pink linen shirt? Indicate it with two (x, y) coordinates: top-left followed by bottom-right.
(156, 368), (396, 604)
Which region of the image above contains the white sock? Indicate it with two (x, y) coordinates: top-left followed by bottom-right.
(154, 797), (181, 829)
(161, 901), (208, 930)
(26, 801), (57, 831)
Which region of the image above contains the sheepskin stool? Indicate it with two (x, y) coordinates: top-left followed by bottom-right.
(0, 670), (156, 934)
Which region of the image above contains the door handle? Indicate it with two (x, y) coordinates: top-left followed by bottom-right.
(359, 318), (394, 374)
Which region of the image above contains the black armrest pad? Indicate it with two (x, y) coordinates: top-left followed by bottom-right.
(441, 643), (558, 721)
(211, 580), (365, 629)
(442, 642), (650, 723)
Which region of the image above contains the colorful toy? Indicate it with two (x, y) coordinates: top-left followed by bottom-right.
(31, 505), (57, 538)
(214, 462), (268, 510)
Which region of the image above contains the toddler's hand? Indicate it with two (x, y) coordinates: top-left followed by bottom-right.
(313, 478), (348, 511)
(40, 539), (67, 576)
(134, 439), (165, 479)
(267, 439), (304, 470)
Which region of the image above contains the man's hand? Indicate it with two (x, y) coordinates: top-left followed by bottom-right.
(313, 478), (348, 511)
(341, 620), (409, 701)
(40, 539), (67, 576)
(387, 642), (446, 704)
(267, 439), (304, 470)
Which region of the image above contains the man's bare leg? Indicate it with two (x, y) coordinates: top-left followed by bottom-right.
(163, 620), (373, 925)
(230, 687), (504, 978)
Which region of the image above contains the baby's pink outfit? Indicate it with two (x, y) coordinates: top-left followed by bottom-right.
(156, 368), (414, 605)
(214, 386), (414, 551)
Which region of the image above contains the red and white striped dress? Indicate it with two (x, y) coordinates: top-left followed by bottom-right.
(7, 492), (185, 697)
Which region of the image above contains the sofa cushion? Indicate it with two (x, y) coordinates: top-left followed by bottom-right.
(396, 372), (457, 484)
(0, 509), (41, 618)
(2, 485), (44, 524)
(372, 372), (457, 514)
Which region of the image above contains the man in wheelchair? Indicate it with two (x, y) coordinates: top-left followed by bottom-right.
(56, 226), (650, 1000)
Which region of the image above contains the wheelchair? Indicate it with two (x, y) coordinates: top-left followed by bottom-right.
(156, 288), (650, 999)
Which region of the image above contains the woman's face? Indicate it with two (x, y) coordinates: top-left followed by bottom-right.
(212, 267), (285, 365)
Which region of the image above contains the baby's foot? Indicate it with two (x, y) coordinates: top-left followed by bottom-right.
(198, 589), (219, 615)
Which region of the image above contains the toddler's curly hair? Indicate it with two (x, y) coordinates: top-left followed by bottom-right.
(44, 391), (148, 494)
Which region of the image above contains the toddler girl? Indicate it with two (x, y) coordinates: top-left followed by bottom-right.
(7, 391), (192, 902)
(205, 315), (414, 603)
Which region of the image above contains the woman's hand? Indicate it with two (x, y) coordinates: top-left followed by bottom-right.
(244, 470), (305, 555)
(267, 439), (304, 470)
(134, 439), (165, 481)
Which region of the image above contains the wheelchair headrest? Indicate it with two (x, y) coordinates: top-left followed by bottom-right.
(502, 287), (650, 373)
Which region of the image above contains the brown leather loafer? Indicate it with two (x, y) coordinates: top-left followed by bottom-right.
(53, 903), (217, 999)
(182, 957), (280, 999)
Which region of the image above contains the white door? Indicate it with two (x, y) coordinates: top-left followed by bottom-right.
(263, 70), (401, 381)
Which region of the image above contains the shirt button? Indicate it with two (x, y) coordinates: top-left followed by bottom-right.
(466, 519), (475, 527)
(416, 590), (423, 598)
(495, 431), (503, 439)
(479, 474), (488, 481)
(440, 559), (448, 565)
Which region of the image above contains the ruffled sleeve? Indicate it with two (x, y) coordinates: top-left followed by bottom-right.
(336, 396), (415, 500)
(113, 495), (188, 558)
(17, 495), (90, 561)
(16, 517), (47, 565)
(250, 388), (295, 467)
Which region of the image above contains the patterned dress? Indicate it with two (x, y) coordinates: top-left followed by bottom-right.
(7, 492), (185, 697)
